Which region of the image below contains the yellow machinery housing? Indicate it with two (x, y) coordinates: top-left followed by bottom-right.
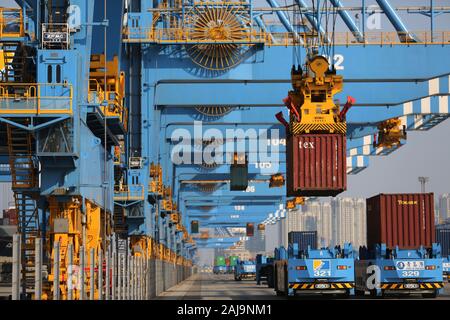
(45, 197), (111, 300)
(287, 55), (346, 134)
(149, 163), (163, 196)
(89, 54), (128, 129)
(375, 118), (407, 149)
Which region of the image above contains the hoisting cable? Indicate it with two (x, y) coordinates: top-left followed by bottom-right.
(322, 0), (329, 57)
(103, 0), (108, 255)
(331, 1), (337, 69)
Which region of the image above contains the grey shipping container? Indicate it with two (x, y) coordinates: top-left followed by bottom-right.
(366, 193), (435, 249)
(288, 231), (317, 251)
(287, 134), (346, 197)
(436, 227), (450, 257)
(0, 182), (14, 214)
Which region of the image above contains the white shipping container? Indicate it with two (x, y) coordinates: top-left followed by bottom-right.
(0, 182), (14, 217)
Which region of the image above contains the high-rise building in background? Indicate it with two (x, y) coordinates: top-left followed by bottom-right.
(285, 197), (366, 249)
(245, 229), (265, 253)
(439, 194), (450, 223)
(331, 198), (366, 248)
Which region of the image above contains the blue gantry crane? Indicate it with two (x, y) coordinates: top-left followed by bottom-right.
(0, 0), (449, 299)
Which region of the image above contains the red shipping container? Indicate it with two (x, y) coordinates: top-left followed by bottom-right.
(287, 134), (346, 196)
(246, 223), (254, 237)
(3, 209), (18, 225)
(366, 193), (435, 249)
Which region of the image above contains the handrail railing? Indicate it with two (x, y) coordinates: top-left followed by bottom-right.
(123, 27), (450, 46)
(114, 184), (145, 201)
(88, 78), (127, 130)
(0, 8), (24, 39)
(0, 83), (73, 115)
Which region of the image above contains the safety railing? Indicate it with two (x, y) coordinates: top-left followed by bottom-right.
(123, 26), (267, 44)
(267, 30), (450, 46)
(0, 8), (24, 39)
(114, 184), (145, 201)
(0, 83), (72, 115)
(123, 27), (450, 46)
(88, 79), (128, 130)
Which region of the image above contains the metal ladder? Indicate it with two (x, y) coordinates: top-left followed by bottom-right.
(0, 41), (22, 82)
(113, 205), (128, 237)
(7, 122), (39, 295)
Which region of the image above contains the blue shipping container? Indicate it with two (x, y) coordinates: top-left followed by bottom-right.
(288, 231), (317, 251)
(436, 228), (450, 257)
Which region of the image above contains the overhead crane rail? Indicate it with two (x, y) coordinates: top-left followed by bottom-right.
(123, 28), (450, 46)
(0, 83), (73, 115)
(145, 5), (450, 13)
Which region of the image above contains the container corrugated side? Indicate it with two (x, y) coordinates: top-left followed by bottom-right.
(288, 231), (318, 250)
(436, 228), (450, 257)
(287, 134), (346, 197)
(366, 193), (435, 249)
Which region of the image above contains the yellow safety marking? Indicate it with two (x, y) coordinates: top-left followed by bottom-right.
(336, 283), (343, 289)
(426, 283), (433, 289)
(290, 122), (347, 135)
(381, 284), (389, 289)
(301, 284), (308, 289)
(391, 284), (398, 289)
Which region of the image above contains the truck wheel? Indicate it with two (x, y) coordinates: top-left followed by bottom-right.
(341, 290), (351, 298)
(267, 274), (274, 288)
(355, 289), (364, 296)
(422, 291), (437, 298)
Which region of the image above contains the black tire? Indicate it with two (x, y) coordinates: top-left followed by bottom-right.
(355, 289), (365, 296)
(276, 290), (285, 297)
(341, 290), (351, 298)
(267, 274), (274, 288)
(274, 265), (279, 292)
(283, 264), (289, 296)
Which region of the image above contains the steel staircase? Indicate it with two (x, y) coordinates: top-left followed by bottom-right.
(113, 205), (128, 238)
(7, 121), (39, 293)
(0, 41), (23, 82)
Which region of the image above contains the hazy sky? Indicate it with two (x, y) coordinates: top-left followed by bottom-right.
(343, 119), (450, 198)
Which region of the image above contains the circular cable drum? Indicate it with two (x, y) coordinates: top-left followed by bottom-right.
(195, 106), (234, 117)
(185, 4), (251, 70)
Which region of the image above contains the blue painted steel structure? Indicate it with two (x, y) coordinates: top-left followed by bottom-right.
(118, 0), (450, 252)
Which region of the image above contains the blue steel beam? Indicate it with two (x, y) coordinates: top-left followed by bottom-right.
(265, 0), (302, 44)
(155, 81), (448, 107)
(329, 0), (364, 42)
(254, 16), (275, 43)
(144, 46), (450, 81)
(294, 0), (327, 37)
(375, 0), (416, 42)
